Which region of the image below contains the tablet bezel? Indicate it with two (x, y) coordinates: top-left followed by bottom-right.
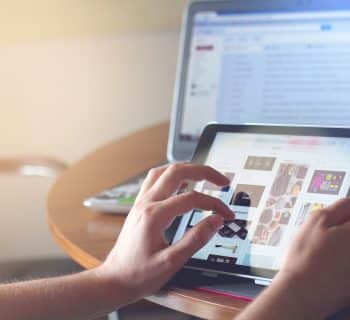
(168, 0), (350, 162)
(169, 124), (350, 281)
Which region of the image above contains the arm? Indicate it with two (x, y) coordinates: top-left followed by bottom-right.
(237, 199), (350, 320)
(0, 163), (234, 320)
(0, 269), (125, 320)
(235, 274), (317, 320)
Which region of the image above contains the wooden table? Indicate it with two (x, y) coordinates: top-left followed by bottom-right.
(47, 123), (248, 320)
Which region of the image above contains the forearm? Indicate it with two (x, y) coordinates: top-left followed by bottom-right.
(0, 267), (127, 320)
(236, 275), (325, 320)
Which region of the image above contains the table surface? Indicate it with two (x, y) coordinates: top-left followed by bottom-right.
(47, 122), (249, 320)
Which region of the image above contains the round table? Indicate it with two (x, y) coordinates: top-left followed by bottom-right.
(47, 123), (248, 320)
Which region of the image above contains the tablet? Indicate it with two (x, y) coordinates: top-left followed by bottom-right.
(169, 124), (350, 282)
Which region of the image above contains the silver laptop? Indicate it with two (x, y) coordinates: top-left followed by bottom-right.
(85, 0), (350, 214)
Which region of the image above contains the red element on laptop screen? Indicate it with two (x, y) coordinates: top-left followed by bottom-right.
(196, 45), (214, 51)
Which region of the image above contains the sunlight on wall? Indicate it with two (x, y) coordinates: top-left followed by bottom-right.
(0, 0), (186, 44)
(0, 1), (183, 259)
(0, 0), (184, 163)
(0, 32), (179, 163)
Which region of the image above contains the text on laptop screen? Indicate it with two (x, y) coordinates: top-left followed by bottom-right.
(180, 11), (350, 141)
(173, 132), (350, 271)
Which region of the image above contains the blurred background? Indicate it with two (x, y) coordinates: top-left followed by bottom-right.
(0, 0), (185, 276)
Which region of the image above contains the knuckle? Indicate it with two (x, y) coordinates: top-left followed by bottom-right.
(187, 190), (200, 199)
(306, 210), (322, 226)
(203, 164), (213, 171)
(142, 203), (156, 218)
(309, 209), (322, 222)
(316, 208), (331, 226)
(168, 163), (183, 175)
(147, 167), (162, 179)
(194, 224), (212, 245)
(203, 219), (217, 233)
(192, 231), (208, 246)
(147, 167), (164, 180)
(203, 165), (216, 175)
(186, 191), (202, 205)
(337, 198), (350, 207)
(162, 251), (178, 269)
(211, 196), (223, 207)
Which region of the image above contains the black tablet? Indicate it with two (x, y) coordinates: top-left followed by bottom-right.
(169, 124), (350, 282)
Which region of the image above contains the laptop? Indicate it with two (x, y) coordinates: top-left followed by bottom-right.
(84, 0), (350, 214)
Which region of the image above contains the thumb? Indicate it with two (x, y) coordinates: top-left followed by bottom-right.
(163, 214), (224, 272)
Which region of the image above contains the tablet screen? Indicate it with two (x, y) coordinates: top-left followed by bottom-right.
(172, 131), (350, 275)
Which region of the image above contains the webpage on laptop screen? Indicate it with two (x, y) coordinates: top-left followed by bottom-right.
(180, 10), (350, 141)
(173, 132), (350, 271)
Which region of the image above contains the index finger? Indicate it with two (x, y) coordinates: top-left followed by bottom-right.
(146, 163), (230, 201)
(153, 191), (234, 229)
(157, 214), (224, 272)
(318, 198), (350, 227)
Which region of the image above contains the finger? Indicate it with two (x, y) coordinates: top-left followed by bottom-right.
(135, 165), (170, 203)
(317, 199), (350, 227)
(154, 191), (234, 228)
(159, 214), (224, 272)
(147, 163), (230, 201)
(339, 218), (350, 231)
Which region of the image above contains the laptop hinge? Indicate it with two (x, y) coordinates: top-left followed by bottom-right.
(202, 271), (219, 278)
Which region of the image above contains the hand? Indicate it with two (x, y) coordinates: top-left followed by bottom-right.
(275, 198), (350, 318)
(98, 163), (234, 305)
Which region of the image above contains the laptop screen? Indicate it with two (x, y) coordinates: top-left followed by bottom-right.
(179, 9), (350, 142)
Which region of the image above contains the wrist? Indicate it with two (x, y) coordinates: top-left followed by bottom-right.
(88, 264), (135, 309)
(270, 272), (328, 320)
(92, 262), (137, 308)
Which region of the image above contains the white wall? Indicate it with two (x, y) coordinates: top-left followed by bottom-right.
(0, 1), (185, 44)
(0, 30), (179, 260)
(0, 0), (184, 262)
(0, 32), (179, 163)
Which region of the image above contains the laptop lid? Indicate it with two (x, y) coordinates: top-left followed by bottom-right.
(168, 0), (350, 162)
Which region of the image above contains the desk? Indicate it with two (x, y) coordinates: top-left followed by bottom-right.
(47, 123), (249, 320)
